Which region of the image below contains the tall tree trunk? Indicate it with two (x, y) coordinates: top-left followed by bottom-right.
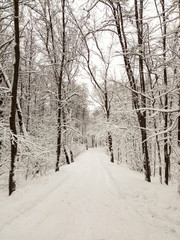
(55, 0), (65, 172)
(26, 27), (33, 132)
(135, 0), (151, 182)
(9, 0), (20, 196)
(161, 0), (169, 185)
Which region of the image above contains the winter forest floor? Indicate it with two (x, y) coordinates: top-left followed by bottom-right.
(0, 149), (180, 240)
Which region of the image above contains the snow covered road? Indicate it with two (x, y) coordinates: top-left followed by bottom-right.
(0, 148), (180, 240)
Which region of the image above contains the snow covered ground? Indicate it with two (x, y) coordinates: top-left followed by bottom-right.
(0, 148), (180, 240)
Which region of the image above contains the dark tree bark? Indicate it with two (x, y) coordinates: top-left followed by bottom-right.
(63, 146), (70, 165)
(108, 131), (114, 163)
(9, 0), (20, 196)
(70, 150), (74, 163)
(62, 108), (70, 165)
(55, 0), (66, 172)
(105, 91), (114, 163)
(47, 0), (58, 82)
(82, 108), (86, 144)
(16, 103), (23, 133)
(85, 138), (88, 150)
(117, 148), (120, 164)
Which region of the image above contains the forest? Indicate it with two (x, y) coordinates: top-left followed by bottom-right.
(0, 0), (180, 196)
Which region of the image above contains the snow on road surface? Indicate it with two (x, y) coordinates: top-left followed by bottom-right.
(0, 148), (180, 240)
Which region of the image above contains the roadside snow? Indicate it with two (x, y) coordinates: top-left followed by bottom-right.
(0, 148), (180, 240)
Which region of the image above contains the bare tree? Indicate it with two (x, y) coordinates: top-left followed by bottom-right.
(55, 0), (66, 171)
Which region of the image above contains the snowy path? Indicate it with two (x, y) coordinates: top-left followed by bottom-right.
(0, 149), (180, 240)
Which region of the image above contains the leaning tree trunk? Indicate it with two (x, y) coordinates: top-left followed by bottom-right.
(55, 0), (66, 172)
(9, 0), (20, 196)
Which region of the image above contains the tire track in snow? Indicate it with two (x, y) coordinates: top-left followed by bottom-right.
(98, 151), (180, 239)
(0, 171), (75, 232)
